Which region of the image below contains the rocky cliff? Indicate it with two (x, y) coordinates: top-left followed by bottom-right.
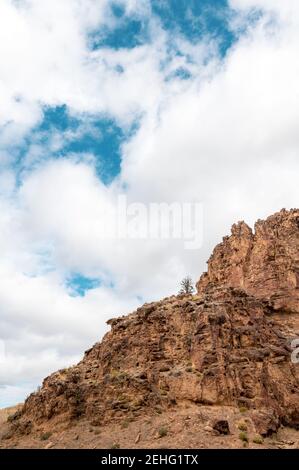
(197, 208), (299, 315)
(3, 209), (299, 446)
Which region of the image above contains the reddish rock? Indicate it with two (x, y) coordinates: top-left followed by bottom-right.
(251, 409), (280, 436)
(7, 209), (299, 439)
(197, 209), (299, 314)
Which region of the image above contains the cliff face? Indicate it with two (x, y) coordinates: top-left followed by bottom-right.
(13, 287), (299, 428)
(3, 209), (299, 443)
(197, 209), (299, 315)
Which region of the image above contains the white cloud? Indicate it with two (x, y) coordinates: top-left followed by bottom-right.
(1, 0), (299, 406)
(230, 0), (299, 19)
(0, 385), (35, 409)
(18, 159), (191, 294)
(0, 0), (150, 148)
(0, 247), (140, 387)
(0, 0), (215, 156)
(121, 0), (299, 231)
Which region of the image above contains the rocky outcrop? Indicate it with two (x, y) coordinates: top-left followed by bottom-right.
(10, 286), (299, 435)
(6, 209), (299, 439)
(197, 209), (299, 315)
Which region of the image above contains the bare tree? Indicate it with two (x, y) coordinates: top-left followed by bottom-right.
(179, 276), (195, 295)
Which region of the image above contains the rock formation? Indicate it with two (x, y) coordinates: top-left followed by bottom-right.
(197, 208), (299, 315)
(4, 209), (299, 442)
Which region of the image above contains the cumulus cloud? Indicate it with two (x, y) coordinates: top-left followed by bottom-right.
(122, 0), (299, 245)
(1, 0), (299, 406)
(0, 0), (151, 153)
(0, 1), (106, 128)
(0, 0), (209, 155)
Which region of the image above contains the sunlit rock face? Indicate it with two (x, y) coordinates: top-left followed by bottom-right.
(6, 209), (299, 441)
(197, 209), (299, 315)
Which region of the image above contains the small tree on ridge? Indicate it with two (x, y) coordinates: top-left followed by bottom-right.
(179, 276), (195, 295)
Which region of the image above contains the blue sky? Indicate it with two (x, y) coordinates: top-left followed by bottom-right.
(94, 0), (237, 53)
(9, 0), (244, 298)
(14, 0), (240, 201)
(21, 106), (131, 185)
(1, 0), (299, 407)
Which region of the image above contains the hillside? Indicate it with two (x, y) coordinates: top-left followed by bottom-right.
(1, 209), (299, 449)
